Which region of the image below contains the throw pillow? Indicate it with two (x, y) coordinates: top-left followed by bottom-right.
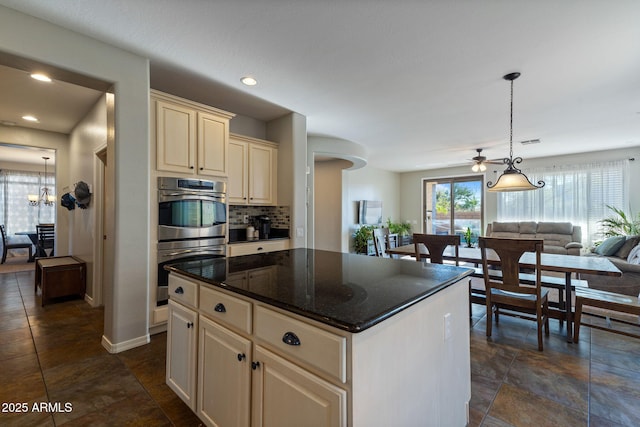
(594, 236), (627, 256)
(627, 244), (640, 265)
(615, 236), (640, 259)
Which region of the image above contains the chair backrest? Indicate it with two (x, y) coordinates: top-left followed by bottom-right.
(412, 233), (460, 264)
(372, 227), (391, 257)
(0, 224), (7, 248)
(478, 237), (543, 295)
(36, 224), (55, 250)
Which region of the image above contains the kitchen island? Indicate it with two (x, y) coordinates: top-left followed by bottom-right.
(165, 248), (473, 427)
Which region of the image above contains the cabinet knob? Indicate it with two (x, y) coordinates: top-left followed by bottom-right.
(174, 286), (184, 295)
(237, 353), (246, 362)
(186, 322), (194, 329)
(282, 331), (301, 346)
(251, 361), (260, 370)
(214, 303), (226, 313)
(190, 166), (194, 169)
(199, 167), (203, 170)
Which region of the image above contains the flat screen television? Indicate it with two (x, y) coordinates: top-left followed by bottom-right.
(358, 200), (382, 225)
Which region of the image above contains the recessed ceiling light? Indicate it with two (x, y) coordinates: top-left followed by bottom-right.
(22, 115), (39, 122)
(241, 76), (258, 86)
(31, 73), (52, 82)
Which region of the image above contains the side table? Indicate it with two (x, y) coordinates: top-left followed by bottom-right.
(35, 256), (87, 306)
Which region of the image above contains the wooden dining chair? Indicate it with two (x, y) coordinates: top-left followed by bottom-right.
(412, 233), (460, 265)
(1, 224), (33, 264)
(372, 227), (391, 258)
(479, 237), (549, 351)
(36, 224), (55, 258)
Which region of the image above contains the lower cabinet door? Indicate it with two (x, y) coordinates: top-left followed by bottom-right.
(166, 299), (198, 410)
(251, 346), (347, 427)
(198, 315), (252, 427)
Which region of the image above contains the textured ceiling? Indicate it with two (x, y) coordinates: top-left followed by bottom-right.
(0, 1), (639, 172)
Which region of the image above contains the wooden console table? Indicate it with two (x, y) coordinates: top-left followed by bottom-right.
(35, 256), (86, 306)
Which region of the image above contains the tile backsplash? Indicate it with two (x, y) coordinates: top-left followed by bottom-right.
(229, 205), (290, 229)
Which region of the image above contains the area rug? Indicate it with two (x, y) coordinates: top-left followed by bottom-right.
(0, 256), (34, 274)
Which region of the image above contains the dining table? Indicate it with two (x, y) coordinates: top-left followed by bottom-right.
(388, 243), (623, 342)
(14, 231), (41, 261)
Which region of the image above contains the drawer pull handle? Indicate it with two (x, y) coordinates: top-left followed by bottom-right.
(186, 322), (194, 329)
(174, 286), (184, 295)
(257, 247), (263, 251)
(252, 361), (260, 370)
(282, 332), (301, 346)
(237, 353), (246, 362)
(214, 303), (226, 313)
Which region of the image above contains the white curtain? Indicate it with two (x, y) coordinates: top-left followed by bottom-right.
(0, 169), (55, 239)
(497, 159), (629, 248)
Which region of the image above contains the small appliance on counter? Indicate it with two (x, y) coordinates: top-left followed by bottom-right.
(246, 225), (255, 240)
(257, 215), (271, 239)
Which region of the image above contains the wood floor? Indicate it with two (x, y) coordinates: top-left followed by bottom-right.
(1, 270), (639, 426)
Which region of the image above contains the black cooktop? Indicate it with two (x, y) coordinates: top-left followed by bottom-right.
(165, 248), (473, 332)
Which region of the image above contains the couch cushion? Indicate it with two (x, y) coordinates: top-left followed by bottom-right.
(615, 236), (640, 259)
(595, 236), (627, 256)
(537, 222), (574, 235)
(519, 221), (538, 234)
(491, 222), (520, 233)
(536, 233), (571, 248)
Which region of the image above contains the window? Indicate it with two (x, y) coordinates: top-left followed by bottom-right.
(496, 159), (629, 247)
(423, 176), (484, 244)
(0, 169), (55, 236)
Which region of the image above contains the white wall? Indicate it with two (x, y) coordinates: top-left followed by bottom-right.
(344, 165), (401, 252)
(399, 146), (640, 237)
(68, 94), (108, 302)
(1, 5), (151, 352)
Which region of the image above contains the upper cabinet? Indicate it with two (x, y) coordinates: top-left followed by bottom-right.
(152, 90), (235, 177)
(228, 133), (278, 205)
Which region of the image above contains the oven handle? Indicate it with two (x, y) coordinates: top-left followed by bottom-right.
(159, 192), (225, 202)
(159, 248), (225, 259)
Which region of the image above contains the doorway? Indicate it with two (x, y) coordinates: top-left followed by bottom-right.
(423, 176), (484, 244)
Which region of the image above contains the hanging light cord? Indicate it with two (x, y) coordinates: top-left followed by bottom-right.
(509, 77), (514, 161)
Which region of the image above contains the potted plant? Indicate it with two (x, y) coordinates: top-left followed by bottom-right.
(599, 205), (640, 237)
(353, 225), (375, 254)
(386, 219), (412, 245)
(463, 227), (473, 247)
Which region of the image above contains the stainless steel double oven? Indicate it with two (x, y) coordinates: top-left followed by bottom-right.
(156, 177), (227, 305)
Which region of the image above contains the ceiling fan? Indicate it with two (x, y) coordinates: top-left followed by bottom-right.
(469, 148), (503, 172)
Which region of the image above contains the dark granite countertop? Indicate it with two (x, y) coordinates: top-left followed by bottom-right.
(165, 248), (473, 333)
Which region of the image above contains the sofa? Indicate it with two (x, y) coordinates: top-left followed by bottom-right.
(485, 221), (583, 256)
(581, 235), (640, 297)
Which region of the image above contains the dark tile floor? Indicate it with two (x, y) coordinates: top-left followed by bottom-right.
(1, 270), (639, 426)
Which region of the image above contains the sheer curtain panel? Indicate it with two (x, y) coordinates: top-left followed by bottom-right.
(0, 169), (55, 237)
(496, 159), (629, 248)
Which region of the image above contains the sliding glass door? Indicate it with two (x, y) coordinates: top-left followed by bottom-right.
(423, 176), (483, 245)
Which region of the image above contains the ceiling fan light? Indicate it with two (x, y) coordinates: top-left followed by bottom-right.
(479, 163), (486, 172)
(471, 164), (480, 172)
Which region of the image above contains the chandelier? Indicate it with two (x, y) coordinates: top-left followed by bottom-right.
(486, 72), (545, 192)
(28, 156), (55, 206)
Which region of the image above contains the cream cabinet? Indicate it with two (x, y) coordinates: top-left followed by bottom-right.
(198, 315), (252, 427)
(152, 90), (234, 177)
(167, 273), (348, 427)
(228, 239), (289, 257)
(228, 134), (278, 205)
(166, 299), (198, 411)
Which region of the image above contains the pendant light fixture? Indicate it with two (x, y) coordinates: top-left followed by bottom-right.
(28, 156), (55, 206)
(486, 72), (545, 192)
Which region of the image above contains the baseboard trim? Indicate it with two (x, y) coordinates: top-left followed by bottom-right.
(101, 333), (150, 354)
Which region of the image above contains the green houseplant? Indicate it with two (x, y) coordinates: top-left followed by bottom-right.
(353, 225), (375, 254)
(599, 205), (640, 237)
(464, 227), (473, 247)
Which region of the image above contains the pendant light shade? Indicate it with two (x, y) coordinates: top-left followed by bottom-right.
(487, 72), (544, 192)
(28, 156), (55, 206)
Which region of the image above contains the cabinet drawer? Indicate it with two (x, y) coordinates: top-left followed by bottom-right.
(255, 305), (346, 383)
(168, 274), (198, 308)
(200, 286), (252, 334)
(228, 239), (289, 257)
